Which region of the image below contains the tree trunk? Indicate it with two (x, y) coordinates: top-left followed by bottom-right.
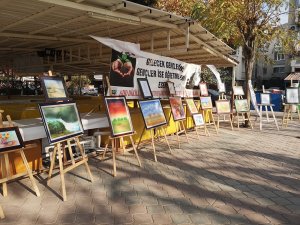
(243, 44), (256, 127)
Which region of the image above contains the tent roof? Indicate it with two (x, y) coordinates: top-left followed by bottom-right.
(284, 73), (300, 81)
(0, 0), (238, 76)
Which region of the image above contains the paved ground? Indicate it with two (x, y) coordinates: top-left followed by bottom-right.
(1, 118), (300, 225)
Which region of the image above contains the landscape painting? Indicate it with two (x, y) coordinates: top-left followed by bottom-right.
(200, 96), (213, 109)
(233, 86), (245, 96)
(139, 99), (167, 129)
(216, 100), (231, 114)
(39, 102), (84, 144)
(235, 99), (249, 112)
(41, 76), (68, 101)
(105, 96), (134, 137)
(185, 98), (198, 114)
(169, 96), (186, 121)
(0, 127), (24, 152)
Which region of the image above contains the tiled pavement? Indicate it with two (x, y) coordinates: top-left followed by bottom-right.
(1, 119), (300, 225)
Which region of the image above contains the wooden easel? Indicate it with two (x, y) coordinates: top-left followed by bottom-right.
(0, 205), (4, 219)
(137, 126), (171, 162)
(0, 113), (40, 198)
(102, 133), (141, 176)
(47, 136), (93, 201)
(193, 116), (210, 140)
(258, 103), (279, 131)
(202, 109), (218, 134)
(216, 112), (234, 131)
(234, 95), (253, 129)
(174, 119), (189, 148)
(282, 104), (300, 128)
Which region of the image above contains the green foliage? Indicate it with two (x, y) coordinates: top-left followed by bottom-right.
(48, 121), (66, 134)
(118, 53), (131, 63)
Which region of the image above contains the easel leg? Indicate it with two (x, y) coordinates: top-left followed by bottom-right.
(175, 122), (180, 148)
(3, 154), (10, 197)
(282, 106), (287, 128)
(47, 146), (58, 185)
(102, 143), (109, 160)
(150, 129), (157, 162)
(112, 139), (117, 177)
(136, 127), (146, 151)
(248, 112), (253, 129)
(237, 114), (240, 129)
(161, 127), (172, 153)
(181, 121), (189, 143)
(129, 135), (141, 167)
(0, 205), (4, 219)
(259, 105), (263, 131)
(270, 106), (279, 131)
(57, 144), (67, 201)
(265, 106), (269, 122)
(66, 140), (75, 165)
(120, 137), (126, 153)
(217, 115), (220, 131)
(19, 149), (40, 197)
(1, 156), (7, 197)
(195, 126), (200, 140)
(75, 138), (94, 182)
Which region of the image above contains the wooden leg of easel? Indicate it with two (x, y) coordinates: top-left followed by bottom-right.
(259, 105), (263, 131)
(161, 127), (172, 153)
(0, 205), (4, 219)
(1, 156), (7, 197)
(175, 122), (180, 148)
(66, 140), (75, 165)
(150, 129), (157, 162)
(19, 149), (40, 197)
(195, 126), (200, 140)
(102, 143), (109, 160)
(270, 106), (279, 131)
(112, 139), (117, 177)
(57, 144), (67, 201)
(3, 154), (10, 197)
(129, 135), (141, 167)
(265, 106), (269, 122)
(75, 138), (94, 182)
(136, 127), (146, 151)
(282, 106), (287, 128)
(181, 121), (189, 143)
(47, 146), (57, 185)
(120, 137), (126, 153)
(217, 115), (220, 131)
(237, 114), (240, 129)
(205, 124), (210, 136)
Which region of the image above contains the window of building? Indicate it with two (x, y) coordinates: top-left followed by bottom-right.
(274, 50), (285, 61)
(273, 67), (285, 74)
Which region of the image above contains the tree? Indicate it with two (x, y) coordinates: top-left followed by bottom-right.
(191, 0), (295, 102)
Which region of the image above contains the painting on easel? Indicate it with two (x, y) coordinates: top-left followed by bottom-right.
(40, 76), (69, 102)
(185, 98), (198, 114)
(199, 83), (208, 96)
(192, 114), (205, 126)
(137, 78), (153, 99)
(167, 81), (176, 96)
(285, 87), (299, 104)
(0, 127), (24, 152)
(200, 96), (213, 109)
(169, 96), (186, 121)
(215, 100), (231, 114)
(104, 96), (134, 137)
(39, 102), (84, 144)
(235, 99), (249, 112)
(233, 86), (245, 96)
(139, 99), (167, 129)
(260, 93), (271, 105)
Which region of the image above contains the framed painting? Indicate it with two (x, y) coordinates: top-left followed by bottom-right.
(218, 82), (226, 93)
(104, 96), (134, 137)
(39, 102), (84, 144)
(285, 87), (299, 104)
(233, 86), (245, 96)
(185, 98), (198, 114)
(40, 76), (69, 102)
(200, 96), (213, 109)
(167, 81), (176, 96)
(192, 113), (205, 126)
(234, 99), (249, 112)
(138, 99), (167, 129)
(169, 96), (186, 121)
(260, 93), (271, 105)
(137, 78), (153, 99)
(215, 100), (231, 114)
(0, 127), (24, 153)
(199, 82), (208, 96)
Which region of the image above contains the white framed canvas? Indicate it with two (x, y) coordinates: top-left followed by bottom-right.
(285, 87), (299, 104)
(233, 86), (245, 96)
(260, 93), (271, 105)
(192, 114), (205, 126)
(199, 83), (208, 96)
